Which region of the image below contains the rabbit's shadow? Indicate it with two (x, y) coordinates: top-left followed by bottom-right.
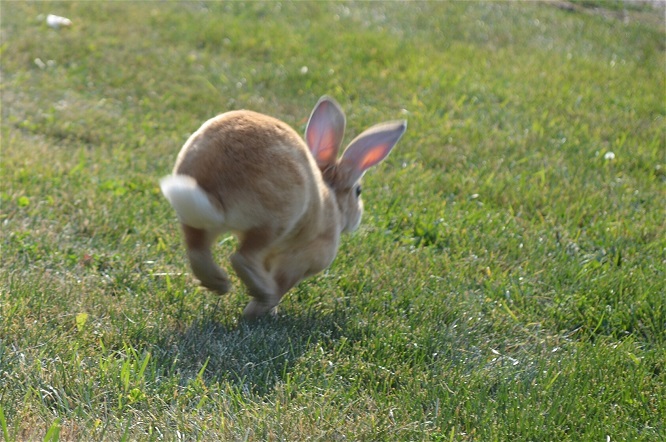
(163, 305), (351, 395)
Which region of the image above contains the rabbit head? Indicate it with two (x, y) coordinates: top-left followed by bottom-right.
(305, 96), (407, 233)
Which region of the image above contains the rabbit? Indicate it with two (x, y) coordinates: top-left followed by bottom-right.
(160, 96), (406, 319)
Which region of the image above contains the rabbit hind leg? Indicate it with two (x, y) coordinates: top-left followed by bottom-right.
(183, 224), (231, 294)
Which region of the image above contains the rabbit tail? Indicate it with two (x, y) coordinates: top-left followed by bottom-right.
(160, 175), (230, 295)
(160, 175), (225, 229)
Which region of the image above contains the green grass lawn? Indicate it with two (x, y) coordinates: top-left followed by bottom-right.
(1, 1), (664, 440)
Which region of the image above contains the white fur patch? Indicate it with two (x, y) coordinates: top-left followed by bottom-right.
(160, 175), (224, 229)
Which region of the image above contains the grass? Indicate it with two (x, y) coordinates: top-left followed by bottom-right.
(1, 1), (664, 440)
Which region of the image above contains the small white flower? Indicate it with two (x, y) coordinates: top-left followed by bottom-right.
(300, 66), (309, 75)
(46, 14), (72, 29)
(604, 151), (616, 160)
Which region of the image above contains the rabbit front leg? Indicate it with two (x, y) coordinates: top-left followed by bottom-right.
(183, 225), (231, 294)
(241, 265), (300, 320)
(241, 237), (338, 320)
(231, 226), (280, 312)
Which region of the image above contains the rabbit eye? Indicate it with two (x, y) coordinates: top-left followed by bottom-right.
(355, 185), (362, 198)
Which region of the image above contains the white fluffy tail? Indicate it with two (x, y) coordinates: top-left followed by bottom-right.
(160, 175), (225, 229)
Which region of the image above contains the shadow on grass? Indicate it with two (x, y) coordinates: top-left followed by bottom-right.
(158, 305), (351, 395)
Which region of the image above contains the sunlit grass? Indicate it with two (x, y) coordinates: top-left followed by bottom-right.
(1, 1), (664, 440)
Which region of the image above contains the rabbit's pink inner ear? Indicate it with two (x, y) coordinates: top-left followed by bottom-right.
(339, 120), (407, 186)
(307, 131), (340, 166)
(338, 143), (394, 186)
(305, 98), (346, 167)
(358, 144), (394, 170)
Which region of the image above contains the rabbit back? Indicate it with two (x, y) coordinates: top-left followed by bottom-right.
(169, 110), (324, 235)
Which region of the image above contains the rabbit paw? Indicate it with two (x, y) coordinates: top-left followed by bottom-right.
(242, 300), (278, 320)
(200, 276), (231, 295)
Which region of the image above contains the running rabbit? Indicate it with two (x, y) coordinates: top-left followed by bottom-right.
(160, 96), (406, 319)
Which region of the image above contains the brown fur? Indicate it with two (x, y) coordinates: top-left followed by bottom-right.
(161, 97), (406, 319)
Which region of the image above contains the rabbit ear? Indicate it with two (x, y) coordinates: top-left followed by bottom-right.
(305, 96), (346, 169)
(338, 120), (407, 187)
